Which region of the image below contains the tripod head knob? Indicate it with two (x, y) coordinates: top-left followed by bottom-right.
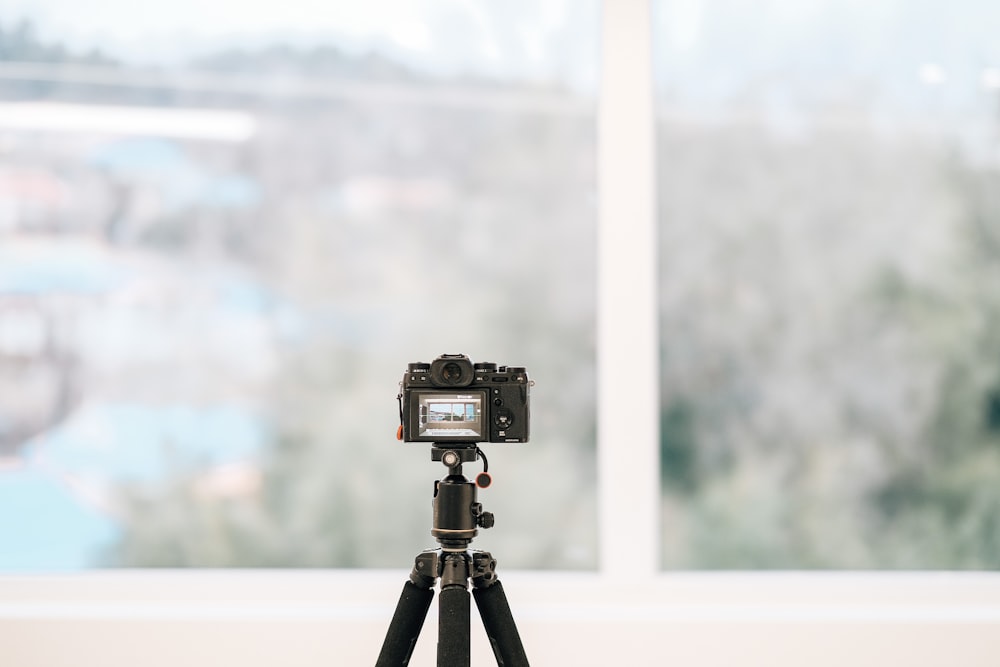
(471, 502), (494, 529)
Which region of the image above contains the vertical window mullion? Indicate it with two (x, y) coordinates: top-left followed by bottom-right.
(597, 0), (660, 578)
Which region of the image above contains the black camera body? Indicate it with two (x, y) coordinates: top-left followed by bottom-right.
(400, 354), (530, 443)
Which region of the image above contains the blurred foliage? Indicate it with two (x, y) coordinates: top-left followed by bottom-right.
(657, 120), (1000, 568)
(0, 20), (116, 65)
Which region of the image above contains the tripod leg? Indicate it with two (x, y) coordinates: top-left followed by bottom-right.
(376, 580), (434, 667)
(437, 585), (471, 667)
(474, 580), (530, 666)
(437, 550), (474, 667)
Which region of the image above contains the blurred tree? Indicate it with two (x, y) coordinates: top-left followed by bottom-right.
(864, 161), (1000, 568)
(658, 120), (1000, 568)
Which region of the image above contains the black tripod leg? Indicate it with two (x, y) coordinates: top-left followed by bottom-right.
(376, 579), (434, 667)
(437, 585), (471, 667)
(474, 580), (530, 667)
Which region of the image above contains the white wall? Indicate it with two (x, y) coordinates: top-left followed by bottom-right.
(4, 571), (1000, 666)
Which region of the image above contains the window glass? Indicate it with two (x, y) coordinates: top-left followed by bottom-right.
(0, 1), (598, 570)
(655, 0), (1000, 568)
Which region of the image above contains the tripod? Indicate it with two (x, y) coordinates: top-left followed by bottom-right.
(376, 446), (529, 666)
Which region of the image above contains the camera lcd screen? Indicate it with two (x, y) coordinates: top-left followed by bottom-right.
(414, 391), (485, 440)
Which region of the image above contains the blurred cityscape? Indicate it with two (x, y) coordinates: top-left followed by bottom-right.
(0, 15), (598, 570)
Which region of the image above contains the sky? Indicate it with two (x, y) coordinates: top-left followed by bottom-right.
(0, 0), (601, 89)
(5, 0), (453, 56)
(2, 1), (998, 108)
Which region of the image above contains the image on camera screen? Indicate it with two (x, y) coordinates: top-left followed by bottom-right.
(416, 392), (484, 439)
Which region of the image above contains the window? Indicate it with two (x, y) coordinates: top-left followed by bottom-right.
(654, 0), (1000, 568)
(0, 2), (599, 570)
(4, 6), (998, 665)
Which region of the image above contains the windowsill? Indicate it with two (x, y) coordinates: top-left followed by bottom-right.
(4, 570), (1000, 666)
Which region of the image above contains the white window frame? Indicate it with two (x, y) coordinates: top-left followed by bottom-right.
(3, 2), (1000, 665)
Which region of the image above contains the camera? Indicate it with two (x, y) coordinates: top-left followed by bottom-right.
(400, 354), (531, 443)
